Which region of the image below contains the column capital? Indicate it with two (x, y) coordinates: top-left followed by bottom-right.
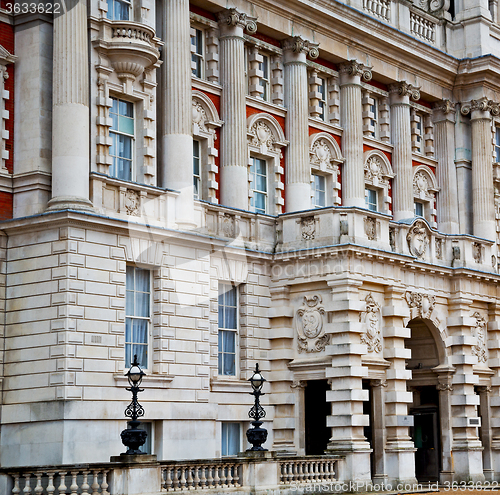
(216, 8), (257, 34)
(388, 81), (420, 102)
(433, 99), (456, 122)
(281, 36), (319, 60)
(339, 60), (372, 83)
(461, 97), (500, 118)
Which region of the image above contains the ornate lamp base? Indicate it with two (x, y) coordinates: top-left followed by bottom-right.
(120, 420), (148, 455)
(246, 420), (268, 451)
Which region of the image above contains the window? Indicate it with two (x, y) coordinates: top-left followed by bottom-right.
(221, 423), (240, 456)
(126, 266), (150, 369)
(495, 127), (500, 163)
(218, 283), (238, 376)
(110, 97), (134, 181)
(259, 55), (270, 101)
(365, 188), (378, 212)
(191, 28), (204, 78)
(414, 201), (424, 217)
(312, 174), (326, 208)
(107, 0), (130, 20)
(193, 140), (201, 199)
(250, 157), (267, 214)
(138, 422), (152, 454)
(318, 77), (327, 121)
(370, 97), (378, 139)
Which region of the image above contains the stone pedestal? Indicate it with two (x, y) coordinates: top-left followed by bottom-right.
(389, 82), (420, 221)
(48, 0), (93, 211)
(282, 36), (318, 212)
(339, 61), (371, 208)
(162, 0), (195, 228)
(217, 9), (257, 211)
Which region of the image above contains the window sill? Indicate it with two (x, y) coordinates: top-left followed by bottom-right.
(308, 118), (342, 137)
(210, 377), (251, 393)
(192, 77), (222, 96)
(246, 96), (286, 118)
(114, 373), (174, 389)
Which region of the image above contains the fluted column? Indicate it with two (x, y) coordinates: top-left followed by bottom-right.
(461, 98), (497, 241)
(339, 61), (372, 208)
(433, 100), (460, 234)
(48, 0), (92, 211)
(217, 9), (257, 210)
(162, 0), (195, 227)
(283, 37), (319, 212)
(389, 82), (420, 221)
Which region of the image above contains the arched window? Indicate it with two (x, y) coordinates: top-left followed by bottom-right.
(363, 150), (394, 214)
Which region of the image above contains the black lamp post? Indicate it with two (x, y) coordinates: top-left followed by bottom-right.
(246, 363), (268, 451)
(120, 354), (148, 455)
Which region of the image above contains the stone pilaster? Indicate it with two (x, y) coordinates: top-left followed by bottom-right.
(282, 36), (319, 212)
(382, 285), (416, 484)
(324, 277), (371, 482)
(478, 386), (494, 481)
(388, 82), (420, 221)
(217, 9), (257, 210)
(339, 60), (372, 208)
(435, 366), (455, 483)
(162, 0), (195, 228)
(487, 301), (500, 476)
(48, 0), (93, 211)
(447, 293), (484, 482)
(433, 100), (460, 234)
(370, 379), (388, 484)
(460, 98), (497, 241)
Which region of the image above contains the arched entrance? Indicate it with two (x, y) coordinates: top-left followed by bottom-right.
(405, 318), (448, 482)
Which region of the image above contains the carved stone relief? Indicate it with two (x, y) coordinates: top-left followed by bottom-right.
(221, 213), (235, 238)
(407, 220), (429, 258)
(301, 216), (316, 240)
(471, 312), (487, 364)
(359, 293), (382, 353)
(435, 238), (442, 259)
(405, 291), (436, 319)
(125, 189), (140, 216)
(472, 242), (483, 264)
(364, 156), (386, 185)
(296, 295), (329, 353)
(364, 217), (378, 241)
(311, 139), (334, 170)
(413, 172), (429, 196)
(250, 121), (278, 155)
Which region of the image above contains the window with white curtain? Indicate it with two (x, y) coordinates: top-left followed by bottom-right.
(312, 174), (326, 208)
(126, 266), (151, 369)
(218, 283), (238, 376)
(107, 0), (130, 20)
(221, 423), (240, 456)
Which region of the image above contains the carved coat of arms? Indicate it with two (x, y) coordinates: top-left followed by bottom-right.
(359, 293), (382, 353)
(407, 220), (429, 258)
(296, 295), (329, 353)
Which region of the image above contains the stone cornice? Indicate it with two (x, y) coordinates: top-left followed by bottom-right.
(389, 81), (421, 101)
(216, 8), (257, 33)
(339, 60), (372, 81)
(281, 36), (319, 59)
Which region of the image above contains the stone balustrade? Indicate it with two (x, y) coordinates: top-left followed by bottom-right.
(363, 0), (391, 22)
(2, 455), (342, 495)
(410, 11), (436, 44)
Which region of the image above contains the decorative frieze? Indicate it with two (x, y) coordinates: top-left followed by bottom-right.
(296, 295), (329, 353)
(360, 293), (382, 353)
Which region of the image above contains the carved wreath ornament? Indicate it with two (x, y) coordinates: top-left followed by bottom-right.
(296, 295), (329, 353)
(359, 293), (382, 353)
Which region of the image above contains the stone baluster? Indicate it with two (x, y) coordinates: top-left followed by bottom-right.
(433, 100), (460, 234)
(460, 98), (497, 241)
(282, 36), (319, 212)
(389, 81), (421, 221)
(48, 0), (93, 211)
(339, 60), (372, 208)
(217, 8), (257, 210)
(162, 0), (195, 228)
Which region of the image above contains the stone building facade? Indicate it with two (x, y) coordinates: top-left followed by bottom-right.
(1, 0), (500, 485)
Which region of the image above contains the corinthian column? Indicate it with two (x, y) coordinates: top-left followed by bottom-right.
(282, 36), (319, 212)
(48, 0), (93, 211)
(339, 61), (372, 208)
(461, 98), (497, 241)
(433, 100), (459, 234)
(162, 0), (195, 227)
(389, 82), (420, 221)
(217, 9), (257, 210)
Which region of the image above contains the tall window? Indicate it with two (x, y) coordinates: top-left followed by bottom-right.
(126, 266), (150, 368)
(222, 423), (240, 456)
(318, 77), (327, 121)
(495, 127), (500, 163)
(365, 188), (377, 212)
(250, 157), (267, 214)
(110, 97), (134, 181)
(259, 55), (270, 101)
(107, 0), (130, 20)
(193, 140), (201, 199)
(312, 174), (326, 208)
(218, 283), (238, 376)
(414, 201), (424, 217)
(191, 28), (204, 78)
(370, 97), (378, 139)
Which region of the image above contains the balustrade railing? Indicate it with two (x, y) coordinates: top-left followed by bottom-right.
(363, 0), (391, 21)
(161, 461), (242, 492)
(410, 11), (436, 43)
(279, 458), (337, 485)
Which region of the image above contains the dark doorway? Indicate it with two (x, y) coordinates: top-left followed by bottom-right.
(362, 380), (375, 476)
(305, 379), (330, 455)
(410, 386), (440, 482)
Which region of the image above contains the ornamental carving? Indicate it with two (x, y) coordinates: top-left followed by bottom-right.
(359, 293), (382, 353)
(471, 312), (487, 364)
(389, 81), (420, 101)
(364, 156), (386, 184)
(339, 60), (372, 81)
(301, 216), (316, 240)
(250, 121), (277, 154)
(125, 190), (140, 216)
(192, 101), (209, 133)
(461, 98), (500, 117)
(413, 172), (429, 196)
(436, 382), (453, 392)
(290, 380), (307, 389)
(435, 238), (442, 259)
(216, 8), (257, 33)
(364, 217), (378, 241)
(472, 242), (482, 264)
(311, 139), (334, 170)
(405, 291), (436, 319)
(433, 99), (455, 114)
(416, 0), (450, 12)
(221, 214), (235, 238)
(296, 295), (329, 353)
(389, 227), (396, 251)
(281, 36), (319, 59)
(406, 220), (429, 258)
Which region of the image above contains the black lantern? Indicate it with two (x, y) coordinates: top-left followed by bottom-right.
(120, 354), (148, 455)
(246, 363), (268, 451)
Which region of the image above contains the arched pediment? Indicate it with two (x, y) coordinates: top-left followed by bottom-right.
(364, 150), (394, 182)
(309, 132), (343, 172)
(192, 90), (222, 134)
(413, 164), (439, 198)
(247, 113), (288, 155)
